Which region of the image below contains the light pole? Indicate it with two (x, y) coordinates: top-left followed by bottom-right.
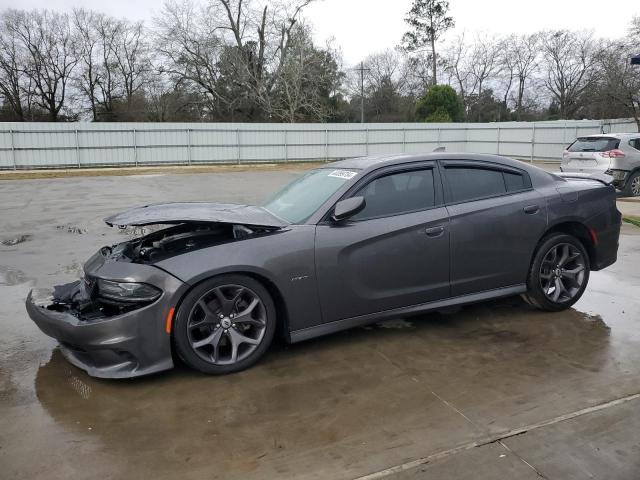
(353, 61), (370, 123)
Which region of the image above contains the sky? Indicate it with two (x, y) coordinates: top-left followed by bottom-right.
(5, 0), (640, 65)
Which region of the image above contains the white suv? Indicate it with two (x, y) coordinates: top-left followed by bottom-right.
(560, 133), (640, 197)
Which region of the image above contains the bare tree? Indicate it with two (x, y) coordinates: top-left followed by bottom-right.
(541, 30), (595, 119)
(496, 36), (516, 113)
(457, 34), (501, 121)
(2, 4), (640, 125)
(73, 8), (101, 119)
(404, 51), (434, 97)
(441, 32), (472, 112)
(364, 49), (411, 95)
(74, 11), (150, 120)
(0, 10), (28, 120)
(12, 10), (78, 121)
(508, 33), (540, 119)
(154, 0), (229, 117)
(144, 71), (204, 121)
(156, 0), (315, 120)
(215, 0), (314, 118)
(113, 21), (150, 107)
(468, 34), (502, 98)
(595, 39), (640, 131)
(360, 49), (415, 121)
(272, 26), (340, 122)
(92, 15), (124, 118)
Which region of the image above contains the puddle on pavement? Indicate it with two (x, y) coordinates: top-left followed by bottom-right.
(16, 291), (635, 480)
(2, 234), (31, 246)
(573, 269), (640, 341)
(375, 318), (414, 329)
(56, 224), (88, 235)
(0, 266), (29, 286)
(57, 260), (84, 277)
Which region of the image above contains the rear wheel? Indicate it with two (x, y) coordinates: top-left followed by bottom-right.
(523, 233), (590, 311)
(622, 171), (640, 197)
(173, 274), (276, 375)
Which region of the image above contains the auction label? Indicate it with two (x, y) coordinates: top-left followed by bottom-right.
(328, 170), (358, 180)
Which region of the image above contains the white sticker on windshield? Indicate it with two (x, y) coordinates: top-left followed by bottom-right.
(328, 170), (358, 180)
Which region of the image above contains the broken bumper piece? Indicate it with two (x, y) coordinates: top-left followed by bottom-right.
(26, 281), (178, 379)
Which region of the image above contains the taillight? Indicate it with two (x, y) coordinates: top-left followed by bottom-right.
(600, 149), (625, 158)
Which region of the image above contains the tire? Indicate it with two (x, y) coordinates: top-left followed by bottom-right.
(622, 171), (640, 197)
(173, 274), (276, 375)
(524, 233), (590, 312)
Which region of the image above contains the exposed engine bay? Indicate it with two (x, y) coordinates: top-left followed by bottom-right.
(107, 222), (279, 264)
(41, 222), (280, 321)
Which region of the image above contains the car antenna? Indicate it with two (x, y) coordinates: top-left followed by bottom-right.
(433, 146), (446, 152)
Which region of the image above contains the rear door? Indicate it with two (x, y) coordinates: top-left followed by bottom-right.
(315, 163), (450, 323)
(441, 161), (547, 297)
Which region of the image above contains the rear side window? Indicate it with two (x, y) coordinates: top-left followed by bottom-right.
(445, 167), (506, 202)
(445, 166), (529, 203)
(629, 138), (640, 151)
(351, 169), (435, 220)
(568, 137), (619, 152)
(503, 171), (527, 192)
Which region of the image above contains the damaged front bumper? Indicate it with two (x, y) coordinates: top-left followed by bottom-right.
(26, 250), (187, 379)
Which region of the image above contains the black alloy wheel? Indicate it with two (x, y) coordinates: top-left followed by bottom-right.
(523, 233), (590, 311)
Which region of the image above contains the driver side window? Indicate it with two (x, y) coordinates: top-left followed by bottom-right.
(350, 168), (435, 221)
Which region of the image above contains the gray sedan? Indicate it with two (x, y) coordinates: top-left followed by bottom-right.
(26, 153), (621, 378)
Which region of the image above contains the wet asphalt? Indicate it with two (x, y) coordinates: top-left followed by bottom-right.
(1, 169), (639, 480)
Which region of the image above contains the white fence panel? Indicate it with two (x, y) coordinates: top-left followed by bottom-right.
(0, 119), (636, 169)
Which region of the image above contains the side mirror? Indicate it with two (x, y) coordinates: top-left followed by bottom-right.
(332, 196), (366, 222)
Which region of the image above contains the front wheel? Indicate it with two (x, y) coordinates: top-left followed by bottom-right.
(523, 234), (590, 311)
(173, 274), (276, 375)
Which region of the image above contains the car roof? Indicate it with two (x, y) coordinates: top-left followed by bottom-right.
(329, 152), (532, 172)
(579, 133), (637, 139)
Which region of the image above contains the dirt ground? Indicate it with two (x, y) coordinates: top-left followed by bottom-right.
(1, 168), (639, 480)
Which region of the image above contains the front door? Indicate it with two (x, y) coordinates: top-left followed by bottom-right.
(315, 165), (450, 323)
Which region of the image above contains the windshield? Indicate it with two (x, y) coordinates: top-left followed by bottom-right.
(263, 168), (359, 223)
(568, 137), (619, 152)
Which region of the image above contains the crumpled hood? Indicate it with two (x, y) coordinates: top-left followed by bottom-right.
(104, 202), (288, 228)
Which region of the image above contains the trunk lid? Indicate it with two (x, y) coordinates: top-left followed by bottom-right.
(104, 202), (288, 228)
(555, 171), (614, 186)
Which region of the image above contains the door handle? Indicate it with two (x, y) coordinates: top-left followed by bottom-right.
(523, 205), (540, 214)
(425, 225), (445, 237)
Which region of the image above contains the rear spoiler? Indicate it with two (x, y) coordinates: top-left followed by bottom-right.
(555, 172), (613, 186)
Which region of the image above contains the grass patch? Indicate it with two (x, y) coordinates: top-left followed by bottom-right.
(623, 216), (640, 228)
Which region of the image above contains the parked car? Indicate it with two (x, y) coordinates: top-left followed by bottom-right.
(26, 153), (621, 378)
(560, 133), (640, 197)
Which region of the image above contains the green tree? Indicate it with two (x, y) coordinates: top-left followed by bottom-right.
(402, 0), (454, 85)
(415, 84), (463, 122)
